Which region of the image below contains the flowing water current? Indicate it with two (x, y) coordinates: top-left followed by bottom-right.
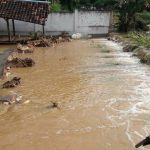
(0, 39), (150, 150)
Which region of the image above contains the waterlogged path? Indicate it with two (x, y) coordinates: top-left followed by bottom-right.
(0, 39), (150, 150)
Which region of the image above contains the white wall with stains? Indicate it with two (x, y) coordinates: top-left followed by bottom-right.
(0, 10), (111, 36)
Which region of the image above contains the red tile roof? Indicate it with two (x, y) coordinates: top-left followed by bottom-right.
(0, 0), (49, 25)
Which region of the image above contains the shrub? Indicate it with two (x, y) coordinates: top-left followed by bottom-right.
(135, 11), (150, 31)
(127, 32), (150, 48)
(50, 3), (61, 12)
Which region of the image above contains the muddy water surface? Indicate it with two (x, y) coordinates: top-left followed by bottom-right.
(0, 39), (150, 150)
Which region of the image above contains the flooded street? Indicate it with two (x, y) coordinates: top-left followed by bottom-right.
(0, 39), (150, 150)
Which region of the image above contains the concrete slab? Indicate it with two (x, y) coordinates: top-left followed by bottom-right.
(0, 48), (14, 77)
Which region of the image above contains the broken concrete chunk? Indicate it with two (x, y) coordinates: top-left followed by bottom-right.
(28, 36), (71, 47)
(6, 57), (35, 68)
(0, 95), (22, 105)
(17, 43), (33, 53)
(3, 77), (21, 88)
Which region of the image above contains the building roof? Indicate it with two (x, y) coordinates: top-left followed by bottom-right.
(0, 0), (49, 25)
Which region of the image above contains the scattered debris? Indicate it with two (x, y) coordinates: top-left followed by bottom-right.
(6, 57), (35, 68)
(0, 33), (72, 108)
(46, 101), (60, 109)
(3, 66), (11, 78)
(28, 36), (71, 47)
(0, 95), (22, 105)
(135, 136), (150, 148)
(0, 49), (14, 78)
(29, 37), (52, 47)
(2, 77), (21, 88)
(23, 100), (30, 104)
(17, 43), (33, 53)
(107, 35), (122, 43)
(72, 33), (82, 39)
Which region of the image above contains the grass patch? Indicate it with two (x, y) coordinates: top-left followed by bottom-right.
(126, 32), (150, 48)
(50, 3), (62, 12)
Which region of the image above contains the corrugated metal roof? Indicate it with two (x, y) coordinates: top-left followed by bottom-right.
(0, 0), (49, 25)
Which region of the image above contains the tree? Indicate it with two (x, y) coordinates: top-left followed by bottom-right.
(54, 0), (150, 32)
(60, 0), (80, 11)
(94, 0), (150, 32)
(116, 0), (150, 32)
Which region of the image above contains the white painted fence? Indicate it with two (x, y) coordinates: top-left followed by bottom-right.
(0, 10), (111, 36)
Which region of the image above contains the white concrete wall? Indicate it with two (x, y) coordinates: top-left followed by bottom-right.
(76, 10), (110, 35)
(0, 10), (111, 36)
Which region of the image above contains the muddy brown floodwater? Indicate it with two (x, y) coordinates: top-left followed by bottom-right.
(0, 39), (150, 150)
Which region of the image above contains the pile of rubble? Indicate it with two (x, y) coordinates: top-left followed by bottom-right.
(0, 95), (22, 105)
(6, 58), (35, 68)
(0, 33), (73, 106)
(17, 43), (34, 53)
(28, 36), (71, 47)
(3, 77), (21, 88)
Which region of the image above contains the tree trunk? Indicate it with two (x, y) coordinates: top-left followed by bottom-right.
(119, 12), (135, 32)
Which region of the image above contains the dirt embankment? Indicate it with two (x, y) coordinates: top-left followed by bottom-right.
(108, 34), (150, 65)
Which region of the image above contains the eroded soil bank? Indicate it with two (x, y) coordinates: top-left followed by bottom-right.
(0, 39), (150, 150)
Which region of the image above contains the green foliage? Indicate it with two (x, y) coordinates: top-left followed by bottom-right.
(127, 32), (150, 48)
(115, 0), (150, 32)
(50, 3), (62, 12)
(135, 11), (150, 30)
(60, 0), (80, 11)
(50, 0), (150, 32)
(94, 0), (116, 9)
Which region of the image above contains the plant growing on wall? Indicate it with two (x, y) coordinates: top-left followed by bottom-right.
(50, 2), (62, 12)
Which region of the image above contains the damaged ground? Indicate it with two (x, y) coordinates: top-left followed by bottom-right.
(0, 35), (72, 106)
(0, 39), (150, 150)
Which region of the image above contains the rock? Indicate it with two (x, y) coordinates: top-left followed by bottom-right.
(133, 49), (150, 64)
(23, 58), (35, 67)
(136, 49), (147, 60)
(140, 53), (150, 64)
(0, 95), (22, 105)
(6, 58), (35, 68)
(123, 44), (139, 52)
(3, 77), (21, 88)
